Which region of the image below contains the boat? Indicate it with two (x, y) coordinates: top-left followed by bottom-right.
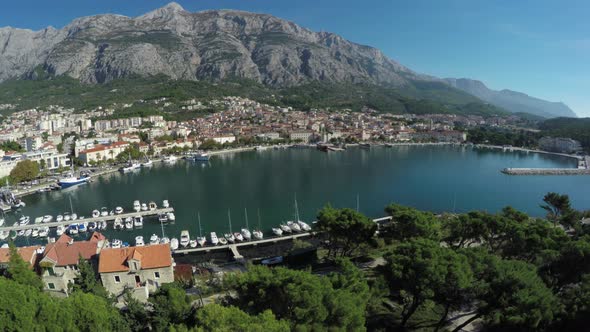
(196, 213), (206, 247)
(233, 232), (244, 242)
(148, 201), (157, 210)
(135, 236), (145, 247)
(67, 224), (78, 235)
(287, 221), (302, 232)
(253, 209), (263, 240)
(34, 217), (44, 224)
(63, 213), (71, 222)
(133, 216), (143, 228)
(71, 213), (78, 221)
(133, 200), (141, 212)
(360, 143), (371, 149)
(58, 167), (90, 188)
(141, 203), (148, 211)
(0, 230), (8, 240)
(298, 220), (312, 232)
(113, 217), (124, 230)
(111, 239), (122, 249)
(241, 208), (252, 241)
(180, 230), (190, 247)
(170, 238), (179, 250)
(25, 229), (32, 237)
(210, 232), (219, 246)
(141, 160), (153, 168)
(19, 216), (30, 226)
(261, 256), (284, 265)
(124, 217), (133, 230)
(279, 224), (291, 234)
(119, 154), (141, 173)
(99, 221), (107, 230)
(39, 227), (49, 237)
(255, 146), (268, 151)
(189, 239), (197, 248)
(87, 222), (97, 232)
(194, 153), (210, 162)
(160, 237), (170, 244)
(163, 155), (178, 163)
(224, 210), (235, 243)
(56, 215), (64, 222)
(100, 208), (108, 217)
(272, 227), (283, 236)
(32, 228), (39, 237)
(149, 234), (160, 245)
(56, 225), (65, 236)
(158, 213), (169, 223)
(0, 218), (3, 227)
(162, 200), (170, 208)
(91, 210), (100, 218)
(78, 222), (87, 233)
(115, 207), (124, 214)
(218, 237), (228, 245)
(17, 230), (25, 237)
(167, 212), (176, 221)
(42, 215), (53, 223)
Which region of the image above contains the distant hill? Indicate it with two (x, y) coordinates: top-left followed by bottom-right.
(444, 78), (577, 118)
(539, 117), (590, 151)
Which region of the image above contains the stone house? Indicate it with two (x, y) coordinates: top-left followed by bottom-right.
(0, 245), (41, 271)
(98, 244), (174, 302)
(38, 233), (107, 296)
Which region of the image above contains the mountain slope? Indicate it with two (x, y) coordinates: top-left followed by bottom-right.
(444, 78), (576, 118)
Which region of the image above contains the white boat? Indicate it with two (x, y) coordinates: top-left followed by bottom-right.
(163, 155), (178, 163)
(58, 169), (90, 188)
(17, 230), (25, 237)
(141, 203), (148, 211)
(148, 201), (157, 210)
(141, 160), (153, 167)
(42, 215), (53, 223)
(253, 229), (263, 240)
(34, 217), (44, 224)
(180, 230), (190, 247)
(162, 200), (170, 208)
(91, 210), (100, 218)
(158, 213), (169, 223)
(39, 227), (49, 237)
(0, 230), (8, 240)
(135, 236), (145, 247)
(218, 237), (228, 245)
(241, 229), (251, 241)
(189, 239), (197, 248)
(99, 221), (107, 230)
(25, 229), (32, 237)
(272, 227), (283, 236)
(160, 237), (170, 244)
(120, 156), (141, 172)
(224, 233), (235, 243)
(115, 207), (124, 214)
(78, 222), (87, 233)
(133, 216), (143, 228)
(279, 224), (291, 234)
(297, 220), (312, 232)
(56, 225), (65, 236)
(63, 213), (71, 222)
(100, 208), (108, 217)
(56, 215), (63, 222)
(71, 213), (78, 221)
(19, 216), (30, 226)
(133, 200), (141, 212)
(67, 224), (78, 235)
(0, 218), (3, 227)
(113, 217), (124, 230)
(87, 222), (97, 232)
(233, 232), (244, 242)
(111, 239), (122, 249)
(170, 238), (179, 250)
(124, 217), (133, 229)
(196, 213), (206, 247)
(149, 234), (160, 245)
(31, 228), (39, 237)
(210, 232), (219, 246)
(167, 212), (176, 221)
(194, 153), (210, 162)
(287, 221), (301, 233)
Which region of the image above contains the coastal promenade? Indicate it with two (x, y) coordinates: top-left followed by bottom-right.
(0, 207), (174, 231)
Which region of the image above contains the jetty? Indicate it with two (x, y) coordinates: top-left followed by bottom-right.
(502, 168), (590, 176)
(0, 207), (174, 232)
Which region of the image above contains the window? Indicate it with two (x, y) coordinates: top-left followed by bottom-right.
(47, 283), (55, 290)
(47, 267), (55, 276)
(114, 275), (121, 283)
(133, 262), (138, 270)
(154, 271), (160, 279)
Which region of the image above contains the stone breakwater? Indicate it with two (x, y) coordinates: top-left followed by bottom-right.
(502, 168), (590, 175)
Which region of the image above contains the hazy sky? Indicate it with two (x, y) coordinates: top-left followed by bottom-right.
(1, 0), (588, 116)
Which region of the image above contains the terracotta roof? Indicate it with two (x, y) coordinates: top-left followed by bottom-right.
(42, 239), (99, 266)
(98, 244), (172, 273)
(80, 141), (129, 154)
(0, 245), (41, 265)
(89, 232), (106, 243)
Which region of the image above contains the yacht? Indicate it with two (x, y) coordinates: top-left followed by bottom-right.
(196, 213), (206, 247)
(224, 233), (235, 243)
(39, 227), (49, 237)
(58, 167), (90, 188)
(252, 229), (263, 240)
(167, 212), (176, 221)
(149, 234), (160, 245)
(218, 237), (228, 245)
(162, 200), (170, 208)
(148, 202), (157, 210)
(91, 210), (100, 218)
(99, 221), (107, 230)
(279, 224), (292, 234)
(17, 230), (25, 237)
(25, 229), (32, 237)
(163, 155), (178, 163)
(170, 238), (179, 250)
(141, 159), (153, 167)
(42, 215), (53, 223)
(194, 153), (210, 162)
(63, 213), (71, 222)
(56, 215), (64, 222)
(189, 239), (197, 248)
(141, 203), (148, 211)
(113, 217), (124, 230)
(56, 225), (65, 236)
(135, 236), (145, 247)
(160, 237), (170, 244)
(210, 232), (219, 246)
(180, 230), (190, 248)
(124, 217), (133, 230)
(115, 207), (124, 214)
(111, 239), (122, 249)
(133, 216), (143, 228)
(0, 230), (9, 241)
(158, 213), (169, 223)
(32, 228), (39, 237)
(100, 208), (109, 217)
(67, 224), (78, 235)
(241, 208), (252, 241)
(272, 227), (283, 236)
(233, 232), (244, 242)
(71, 213), (78, 221)
(34, 217), (44, 224)
(87, 222), (97, 232)
(19, 216), (30, 226)
(78, 222), (87, 233)
(297, 220), (312, 232)
(287, 221), (302, 233)
(119, 156), (141, 172)
(133, 200), (141, 212)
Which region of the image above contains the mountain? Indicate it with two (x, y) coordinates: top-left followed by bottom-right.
(444, 78), (576, 118)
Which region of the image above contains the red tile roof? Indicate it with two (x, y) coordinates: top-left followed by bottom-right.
(98, 244), (172, 273)
(0, 245), (41, 265)
(42, 236), (100, 266)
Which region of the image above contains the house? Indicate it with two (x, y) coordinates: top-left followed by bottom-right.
(0, 245), (41, 271)
(39, 233), (107, 296)
(78, 141), (130, 164)
(98, 244), (174, 302)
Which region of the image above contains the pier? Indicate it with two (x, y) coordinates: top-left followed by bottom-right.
(501, 168), (590, 175)
(0, 208), (174, 232)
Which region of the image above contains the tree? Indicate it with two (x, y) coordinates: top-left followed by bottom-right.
(193, 304), (289, 332)
(121, 291), (150, 332)
(541, 192), (573, 225)
(554, 274), (590, 330)
(70, 256), (110, 299)
(199, 139), (221, 151)
(540, 239), (590, 288)
(9, 159), (40, 183)
(6, 242), (43, 290)
(149, 282), (195, 330)
(65, 291), (130, 332)
(383, 204), (442, 242)
(384, 239), (473, 328)
(316, 205), (377, 258)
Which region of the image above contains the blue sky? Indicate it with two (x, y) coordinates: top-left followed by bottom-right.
(1, 0), (588, 116)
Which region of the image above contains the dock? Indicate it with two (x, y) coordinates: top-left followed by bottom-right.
(0, 208), (174, 232)
(501, 168), (590, 175)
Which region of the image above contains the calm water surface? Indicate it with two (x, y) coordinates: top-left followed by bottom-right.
(7, 146), (589, 245)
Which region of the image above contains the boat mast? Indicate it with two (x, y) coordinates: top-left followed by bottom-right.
(69, 196), (74, 214)
(356, 193), (360, 212)
(257, 208), (262, 230)
(227, 209), (232, 233)
(244, 208), (249, 229)
(294, 193), (300, 221)
(198, 212), (203, 237)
